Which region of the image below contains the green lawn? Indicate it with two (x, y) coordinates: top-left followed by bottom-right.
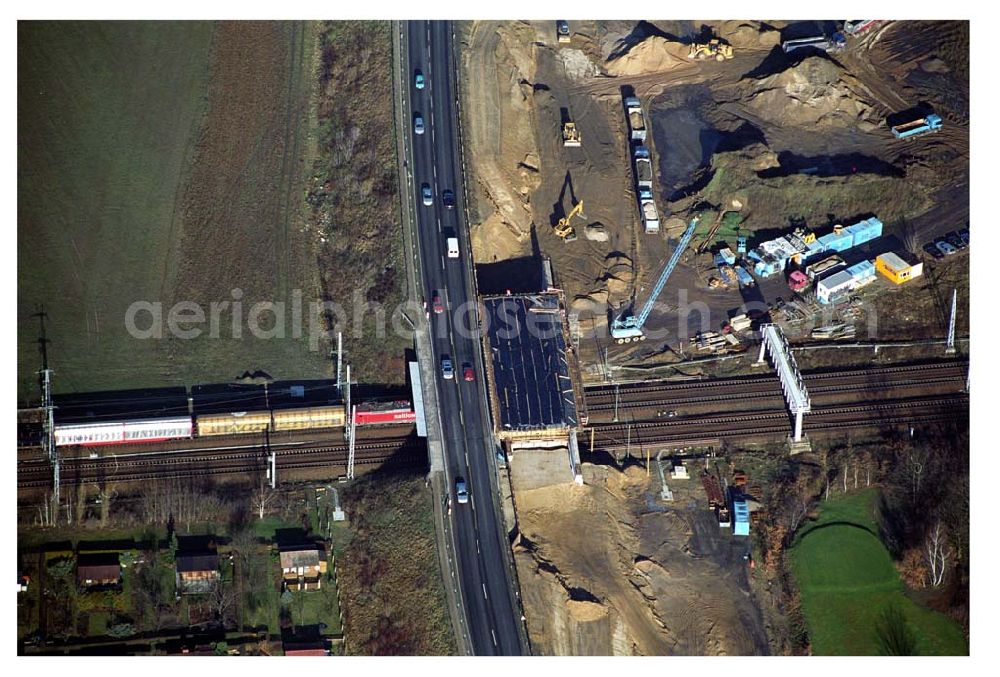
(790, 490), (967, 655)
(287, 584), (342, 635)
(243, 550), (281, 632)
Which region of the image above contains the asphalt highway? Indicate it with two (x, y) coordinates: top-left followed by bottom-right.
(403, 20), (524, 655)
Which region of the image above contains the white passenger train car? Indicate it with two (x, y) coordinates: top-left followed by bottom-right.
(54, 417), (193, 447)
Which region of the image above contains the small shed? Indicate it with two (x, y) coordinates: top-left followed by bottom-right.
(875, 252), (923, 285)
(280, 545), (327, 591)
(76, 553), (122, 588)
(816, 270), (855, 304)
(175, 552), (220, 594)
(733, 499), (750, 536)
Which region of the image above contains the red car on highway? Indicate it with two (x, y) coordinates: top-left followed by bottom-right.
(463, 363), (474, 381)
(432, 292), (444, 314)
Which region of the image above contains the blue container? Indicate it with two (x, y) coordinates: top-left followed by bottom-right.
(818, 231), (854, 252)
(847, 259), (875, 281)
(804, 241), (828, 259)
(846, 217), (883, 246)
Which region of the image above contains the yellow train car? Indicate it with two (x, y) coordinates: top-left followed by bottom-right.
(272, 405), (345, 431)
(197, 411), (271, 437)
(196, 405), (346, 437)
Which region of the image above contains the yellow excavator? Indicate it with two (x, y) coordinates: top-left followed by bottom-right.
(688, 39), (734, 61)
(554, 200), (583, 242)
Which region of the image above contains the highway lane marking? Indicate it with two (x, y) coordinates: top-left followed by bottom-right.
(436, 216), (442, 234)
(482, 583), (488, 600)
(491, 629), (497, 647)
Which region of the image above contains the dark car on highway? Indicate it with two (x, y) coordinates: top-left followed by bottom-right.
(958, 227), (969, 245)
(442, 189), (455, 208)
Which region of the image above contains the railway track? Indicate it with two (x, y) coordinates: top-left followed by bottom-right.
(18, 437), (425, 489)
(584, 361), (967, 411)
(582, 395), (967, 451)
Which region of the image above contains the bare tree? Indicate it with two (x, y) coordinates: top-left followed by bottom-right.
(210, 580), (238, 626)
(925, 520), (951, 587)
(251, 484), (278, 520)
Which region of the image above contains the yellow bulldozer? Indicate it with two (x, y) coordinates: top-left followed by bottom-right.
(562, 121), (581, 147)
(554, 200), (583, 242)
(688, 39), (734, 61)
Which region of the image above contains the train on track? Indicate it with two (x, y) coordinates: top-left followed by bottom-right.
(27, 380), (416, 449)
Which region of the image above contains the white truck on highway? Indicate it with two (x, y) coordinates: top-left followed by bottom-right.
(624, 96), (647, 142)
(447, 237), (459, 258)
(638, 188), (660, 234)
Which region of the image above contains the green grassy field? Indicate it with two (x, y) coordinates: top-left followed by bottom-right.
(17, 22), (213, 399)
(17, 21), (330, 401)
(790, 490), (966, 655)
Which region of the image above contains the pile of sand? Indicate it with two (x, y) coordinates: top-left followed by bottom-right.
(584, 222), (609, 242)
(740, 55), (877, 127)
(601, 254), (635, 297)
(712, 20), (781, 51)
(566, 598), (609, 622)
(559, 48), (600, 81)
(605, 36), (690, 76)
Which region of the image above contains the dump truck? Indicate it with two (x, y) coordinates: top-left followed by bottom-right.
(688, 39), (734, 61)
(624, 96), (647, 142)
(638, 188), (659, 234)
(635, 156), (653, 189)
(562, 121), (581, 147)
(890, 113), (943, 139)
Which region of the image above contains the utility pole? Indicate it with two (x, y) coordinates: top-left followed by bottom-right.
(35, 310), (58, 524)
(344, 364), (352, 441)
(945, 289), (957, 355)
(347, 404), (357, 480)
(336, 331), (343, 392)
(264, 429), (276, 490)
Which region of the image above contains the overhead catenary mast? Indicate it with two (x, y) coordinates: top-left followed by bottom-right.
(34, 310), (59, 521)
(946, 289), (957, 355)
